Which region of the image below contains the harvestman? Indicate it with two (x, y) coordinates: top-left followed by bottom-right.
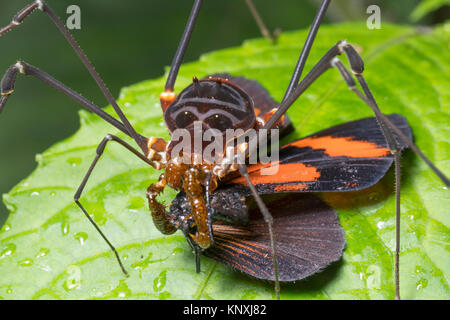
(0, 0), (448, 299)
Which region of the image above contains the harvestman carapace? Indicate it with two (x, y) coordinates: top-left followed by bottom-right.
(0, 0), (448, 300)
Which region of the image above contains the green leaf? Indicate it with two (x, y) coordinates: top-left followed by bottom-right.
(410, 0), (450, 22)
(1, 22), (449, 300)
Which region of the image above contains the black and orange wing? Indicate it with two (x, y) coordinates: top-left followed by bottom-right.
(222, 114), (412, 194)
(204, 193), (345, 281)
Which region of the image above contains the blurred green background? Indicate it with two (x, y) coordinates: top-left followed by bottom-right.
(0, 0), (448, 225)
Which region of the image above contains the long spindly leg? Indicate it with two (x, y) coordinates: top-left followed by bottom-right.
(0, 61), (130, 136)
(0, 60), (168, 169)
(163, 0), (284, 95)
(332, 57), (450, 186)
(0, 0), (145, 151)
(244, 0), (279, 43)
(281, 0), (331, 102)
(329, 57), (404, 300)
(330, 57), (448, 300)
(164, 0), (203, 94)
(74, 134), (154, 275)
(262, 40), (448, 187)
(237, 163), (280, 300)
(256, 41), (448, 299)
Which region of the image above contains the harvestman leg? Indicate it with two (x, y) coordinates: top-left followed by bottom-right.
(163, 0), (334, 300)
(0, 0), (147, 151)
(262, 40), (450, 188)
(164, 0), (204, 93)
(0, 2), (172, 276)
(331, 58), (449, 299)
(0, 61), (130, 136)
(74, 134), (155, 275)
(0, 62), (165, 275)
(168, 0), (284, 298)
(254, 40), (449, 300)
(244, 0), (280, 43)
(282, 0), (331, 101)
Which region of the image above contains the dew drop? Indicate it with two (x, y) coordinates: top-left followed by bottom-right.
(61, 221), (70, 236)
(3, 224), (10, 232)
(376, 221), (385, 229)
(36, 248), (50, 259)
(171, 247), (183, 255)
(416, 278), (428, 290)
(18, 258), (34, 267)
(67, 157), (82, 167)
(0, 243), (16, 259)
(74, 232), (88, 246)
(31, 191), (40, 197)
(415, 265), (425, 274)
(153, 270), (167, 292)
(63, 265), (82, 292)
(38, 264), (52, 273)
(113, 280), (131, 298)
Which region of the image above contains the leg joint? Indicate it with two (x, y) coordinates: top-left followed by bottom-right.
(35, 0), (46, 11)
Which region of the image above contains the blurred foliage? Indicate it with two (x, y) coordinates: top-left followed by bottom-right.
(411, 0), (450, 21)
(0, 0), (448, 224)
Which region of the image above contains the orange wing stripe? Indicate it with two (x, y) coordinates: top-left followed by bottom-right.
(233, 163), (320, 185)
(232, 136), (388, 186)
(291, 136), (390, 158)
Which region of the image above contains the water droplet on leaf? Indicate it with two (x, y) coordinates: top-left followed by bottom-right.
(74, 232), (88, 245)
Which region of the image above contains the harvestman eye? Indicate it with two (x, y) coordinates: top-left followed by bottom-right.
(175, 111), (198, 128)
(205, 114), (233, 131)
